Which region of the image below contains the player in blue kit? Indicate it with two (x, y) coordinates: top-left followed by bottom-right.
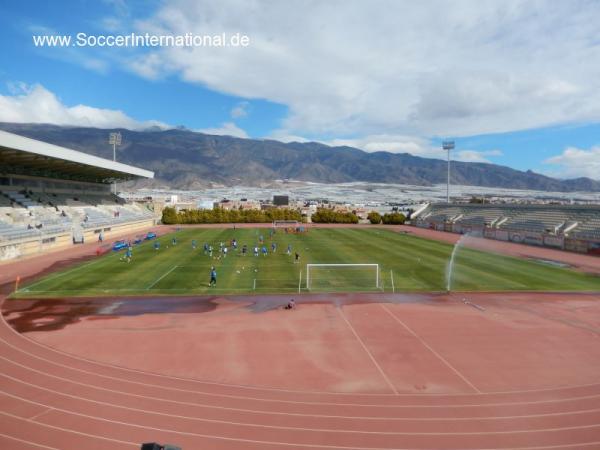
(209, 266), (217, 287)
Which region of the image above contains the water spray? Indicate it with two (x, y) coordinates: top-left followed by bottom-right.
(446, 233), (470, 292)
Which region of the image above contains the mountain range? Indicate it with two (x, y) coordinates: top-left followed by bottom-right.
(1, 122), (598, 192)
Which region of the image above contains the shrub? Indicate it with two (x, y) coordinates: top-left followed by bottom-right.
(311, 208), (359, 224)
(161, 206), (302, 224)
(367, 211), (382, 224)
(381, 212), (406, 225)
(161, 207), (179, 224)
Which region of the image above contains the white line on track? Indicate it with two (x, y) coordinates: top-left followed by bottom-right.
(0, 433), (59, 449)
(5, 370), (600, 434)
(2, 411), (600, 450)
(27, 407), (54, 422)
(1, 411), (138, 447)
(380, 304), (481, 394)
(2, 333), (600, 409)
(2, 300), (600, 402)
(3, 388), (600, 443)
(4, 355), (600, 421)
(337, 307), (399, 395)
(146, 265), (179, 289)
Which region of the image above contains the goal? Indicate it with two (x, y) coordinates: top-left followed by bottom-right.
(273, 220), (300, 228)
(305, 264), (380, 291)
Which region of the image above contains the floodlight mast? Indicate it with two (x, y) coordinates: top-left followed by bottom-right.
(109, 132), (122, 194)
(442, 141), (455, 203)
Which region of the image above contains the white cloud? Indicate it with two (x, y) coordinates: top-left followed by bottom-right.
(198, 121), (248, 138)
(230, 101), (249, 119)
(100, 0), (130, 31)
(128, 53), (167, 80)
(321, 135), (435, 155)
(545, 146), (600, 179)
(0, 83), (248, 138)
(267, 130), (505, 163)
(125, 0), (600, 140)
(265, 131), (310, 144)
(454, 149), (503, 163)
(0, 83), (169, 129)
(266, 130), (438, 155)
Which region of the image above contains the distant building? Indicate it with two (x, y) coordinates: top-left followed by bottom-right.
(197, 200), (216, 210)
(214, 198), (261, 211)
(273, 195), (289, 206)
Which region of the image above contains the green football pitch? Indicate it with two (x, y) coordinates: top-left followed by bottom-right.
(14, 227), (600, 297)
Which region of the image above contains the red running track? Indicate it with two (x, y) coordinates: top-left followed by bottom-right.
(2, 291), (600, 449)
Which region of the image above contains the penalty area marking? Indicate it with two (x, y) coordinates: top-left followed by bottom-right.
(380, 303), (481, 394)
(146, 265), (179, 289)
(19, 254), (117, 292)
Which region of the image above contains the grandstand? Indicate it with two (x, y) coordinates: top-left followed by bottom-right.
(0, 130), (155, 261)
(414, 203), (600, 255)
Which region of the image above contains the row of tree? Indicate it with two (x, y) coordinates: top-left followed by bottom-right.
(310, 208), (359, 224)
(162, 206), (406, 225)
(162, 207), (303, 224)
(367, 211), (406, 225)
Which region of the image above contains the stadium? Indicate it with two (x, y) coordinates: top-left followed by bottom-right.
(0, 130), (155, 260)
(1, 130), (600, 450)
(415, 203), (600, 255)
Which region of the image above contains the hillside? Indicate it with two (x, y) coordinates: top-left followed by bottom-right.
(1, 122), (598, 192)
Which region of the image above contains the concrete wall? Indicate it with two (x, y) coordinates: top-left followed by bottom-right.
(0, 218), (154, 261)
(82, 219), (154, 243)
(0, 232), (72, 261)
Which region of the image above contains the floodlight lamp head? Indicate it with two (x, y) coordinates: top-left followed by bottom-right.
(109, 132), (122, 145)
(442, 141), (455, 151)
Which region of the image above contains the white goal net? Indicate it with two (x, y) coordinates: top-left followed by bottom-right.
(305, 264), (380, 291)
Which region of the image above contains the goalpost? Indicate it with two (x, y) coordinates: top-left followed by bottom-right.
(305, 264), (380, 291)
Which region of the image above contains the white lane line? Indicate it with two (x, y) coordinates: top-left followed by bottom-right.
(4, 389), (600, 443)
(337, 307), (399, 395)
(0, 433), (59, 449)
(380, 304), (481, 394)
(3, 296), (600, 399)
(5, 372), (600, 435)
(4, 356), (600, 422)
(2, 335), (600, 410)
(1, 411), (138, 447)
(27, 407), (54, 422)
(146, 265), (178, 289)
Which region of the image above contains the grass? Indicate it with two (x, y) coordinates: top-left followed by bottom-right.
(13, 227), (600, 298)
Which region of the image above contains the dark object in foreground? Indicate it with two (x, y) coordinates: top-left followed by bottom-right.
(284, 298), (296, 310)
(141, 443), (182, 450)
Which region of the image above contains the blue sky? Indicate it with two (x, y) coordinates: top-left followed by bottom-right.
(0, 0), (599, 179)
